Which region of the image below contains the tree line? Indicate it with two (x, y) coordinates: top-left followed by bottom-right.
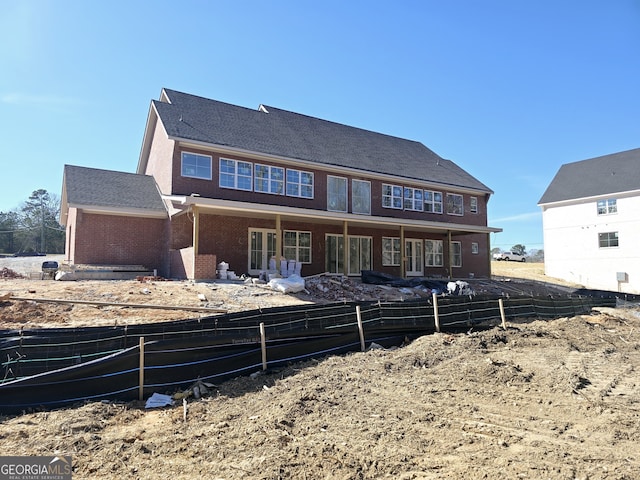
(0, 189), (65, 255)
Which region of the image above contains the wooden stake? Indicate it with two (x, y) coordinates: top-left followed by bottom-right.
(356, 305), (365, 351)
(432, 292), (440, 333)
(499, 298), (507, 330)
(138, 336), (145, 401)
(260, 322), (267, 371)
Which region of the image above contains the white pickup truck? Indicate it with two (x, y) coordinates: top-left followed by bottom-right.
(493, 251), (526, 262)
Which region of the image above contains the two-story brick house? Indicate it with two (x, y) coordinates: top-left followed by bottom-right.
(61, 88), (500, 280)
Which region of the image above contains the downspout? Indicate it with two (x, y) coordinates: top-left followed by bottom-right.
(343, 220), (348, 275)
(447, 230), (452, 279)
(400, 225), (405, 278)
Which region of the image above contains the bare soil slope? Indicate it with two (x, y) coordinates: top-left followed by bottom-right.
(1, 258), (639, 479)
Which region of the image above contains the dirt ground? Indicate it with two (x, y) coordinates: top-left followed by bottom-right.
(1, 257), (639, 479)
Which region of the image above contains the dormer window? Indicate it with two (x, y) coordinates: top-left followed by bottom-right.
(597, 198), (617, 215)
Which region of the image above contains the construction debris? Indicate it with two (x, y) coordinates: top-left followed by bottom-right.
(1, 267), (23, 279)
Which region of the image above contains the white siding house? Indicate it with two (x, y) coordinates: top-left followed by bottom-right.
(538, 148), (640, 294)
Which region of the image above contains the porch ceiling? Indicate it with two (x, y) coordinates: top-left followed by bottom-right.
(168, 196), (501, 236)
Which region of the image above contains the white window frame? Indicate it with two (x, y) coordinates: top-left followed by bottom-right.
(446, 193), (464, 216)
(598, 231), (619, 248)
(284, 230), (312, 264)
(470, 196), (478, 214)
(471, 242), (479, 254)
(181, 152), (212, 180)
(248, 228), (277, 274)
(348, 235), (372, 276)
(327, 175), (348, 212)
(254, 164), (284, 195)
(424, 190), (443, 214)
(286, 169), (314, 199)
(597, 198), (617, 215)
(451, 241), (462, 267)
(404, 187), (424, 211)
(425, 239), (444, 267)
(382, 237), (401, 266)
(219, 158), (252, 191)
(382, 184), (403, 209)
(352, 179), (371, 215)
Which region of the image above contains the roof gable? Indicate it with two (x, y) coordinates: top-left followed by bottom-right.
(150, 88), (492, 193)
(62, 165), (166, 212)
(539, 148), (640, 205)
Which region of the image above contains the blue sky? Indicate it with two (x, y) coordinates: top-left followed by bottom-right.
(1, 1), (638, 252)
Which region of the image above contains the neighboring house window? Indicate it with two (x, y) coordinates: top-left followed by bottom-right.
(451, 241), (462, 267)
(220, 158), (252, 191)
(470, 197), (478, 214)
(471, 242), (479, 254)
(286, 169), (314, 198)
(404, 187), (424, 211)
(597, 199), (617, 215)
(598, 232), (619, 248)
(181, 152), (212, 180)
(425, 239), (443, 266)
(446, 193), (464, 216)
(284, 231), (312, 263)
(352, 179), (371, 215)
(327, 176), (347, 212)
(424, 190), (443, 214)
(382, 237), (401, 266)
(382, 184), (403, 209)
(254, 164), (284, 194)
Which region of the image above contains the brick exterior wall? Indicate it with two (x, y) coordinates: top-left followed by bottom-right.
(70, 211), (167, 273)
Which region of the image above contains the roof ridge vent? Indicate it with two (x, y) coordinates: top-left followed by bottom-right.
(258, 104), (269, 114)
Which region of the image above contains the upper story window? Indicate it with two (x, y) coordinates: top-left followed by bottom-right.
(470, 197), (478, 214)
(598, 231), (619, 248)
(254, 164), (284, 195)
(471, 242), (479, 254)
(404, 187), (424, 211)
(446, 193), (463, 216)
(597, 199), (617, 215)
(382, 184), (403, 209)
(352, 179), (371, 215)
(220, 158), (252, 191)
(327, 176), (347, 212)
(181, 152), (212, 180)
(286, 169), (314, 198)
(424, 190), (443, 214)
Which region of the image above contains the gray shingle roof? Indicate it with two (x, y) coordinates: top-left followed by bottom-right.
(154, 89), (493, 193)
(538, 148), (640, 205)
(63, 165), (165, 212)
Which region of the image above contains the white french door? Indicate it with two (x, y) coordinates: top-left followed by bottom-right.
(405, 239), (424, 277)
(248, 228), (277, 274)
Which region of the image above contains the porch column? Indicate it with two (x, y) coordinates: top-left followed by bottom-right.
(447, 230), (452, 279)
(192, 206), (200, 256)
(343, 220), (348, 275)
(400, 225), (405, 278)
(275, 214), (282, 261)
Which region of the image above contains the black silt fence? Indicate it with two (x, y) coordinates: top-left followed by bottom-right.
(0, 293), (617, 413)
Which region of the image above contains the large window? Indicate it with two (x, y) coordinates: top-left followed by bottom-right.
(446, 193), (463, 216)
(284, 231), (312, 263)
(286, 169), (314, 198)
(425, 239), (443, 267)
(220, 158), (252, 190)
(327, 176), (348, 212)
(325, 234), (344, 274)
(451, 241), (462, 267)
(424, 190), (443, 214)
(382, 184), (403, 209)
(382, 237), (401, 266)
(348, 236), (372, 275)
(352, 179), (371, 215)
(248, 229), (277, 273)
(404, 187), (424, 211)
(181, 152), (212, 180)
(598, 232), (619, 248)
(254, 164), (284, 194)
(597, 199), (617, 215)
